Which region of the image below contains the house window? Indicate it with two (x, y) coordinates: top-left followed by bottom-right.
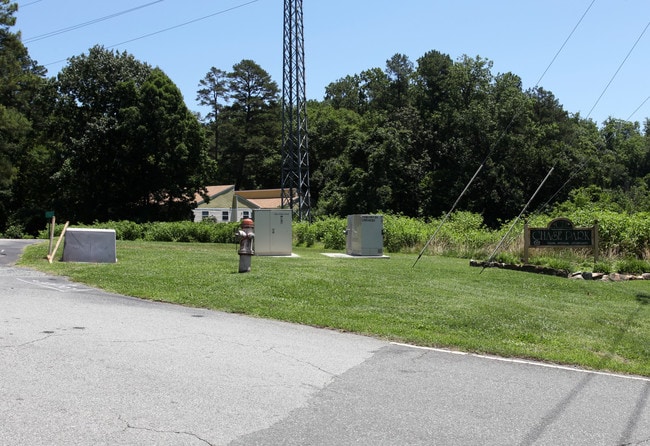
(242, 210), (250, 219)
(201, 211), (209, 218)
(222, 211), (229, 222)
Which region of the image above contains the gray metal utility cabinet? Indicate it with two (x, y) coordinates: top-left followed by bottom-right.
(62, 228), (117, 263)
(253, 209), (293, 256)
(346, 214), (384, 256)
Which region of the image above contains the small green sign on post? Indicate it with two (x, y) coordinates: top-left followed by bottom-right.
(45, 211), (56, 257)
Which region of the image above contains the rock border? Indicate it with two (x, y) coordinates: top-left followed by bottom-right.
(469, 260), (650, 281)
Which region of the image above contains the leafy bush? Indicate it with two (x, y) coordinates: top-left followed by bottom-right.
(207, 221), (240, 244)
(493, 252), (520, 265)
(616, 258), (650, 274)
(3, 224), (26, 239)
(28, 210), (650, 271)
(36, 220), (241, 244)
(111, 220), (146, 240)
(561, 209), (650, 258)
(142, 221), (239, 243)
(593, 261), (612, 274)
(87, 220), (146, 240)
(529, 256), (572, 272)
(143, 222), (185, 242)
(383, 214), (426, 253)
(434, 212), (500, 258)
(294, 221), (317, 247)
(312, 217), (347, 250)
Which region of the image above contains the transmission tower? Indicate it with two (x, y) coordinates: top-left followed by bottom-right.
(281, 0), (311, 221)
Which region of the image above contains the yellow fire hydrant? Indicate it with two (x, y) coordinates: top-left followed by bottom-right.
(236, 218), (255, 273)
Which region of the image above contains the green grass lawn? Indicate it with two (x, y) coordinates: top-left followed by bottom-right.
(18, 240), (650, 377)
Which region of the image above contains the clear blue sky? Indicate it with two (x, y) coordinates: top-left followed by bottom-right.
(14, 0), (650, 127)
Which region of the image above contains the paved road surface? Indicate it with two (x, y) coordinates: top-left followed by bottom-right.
(1, 239), (649, 445)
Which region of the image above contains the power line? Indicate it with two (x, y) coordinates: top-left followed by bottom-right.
(23, 1), (164, 44)
(627, 95), (650, 121)
(412, 0), (595, 268)
(531, 17), (650, 218)
(586, 21), (650, 119)
(41, 0), (259, 68)
(481, 165), (555, 272)
(107, 0), (259, 48)
(488, 93), (650, 262)
(482, 0), (597, 162)
(532, 0), (596, 89)
(532, 94), (650, 218)
(18, 0), (44, 7)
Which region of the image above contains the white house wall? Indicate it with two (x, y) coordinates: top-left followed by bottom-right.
(193, 208), (253, 223)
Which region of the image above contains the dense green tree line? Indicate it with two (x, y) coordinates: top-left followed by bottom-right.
(198, 50), (649, 227)
(1, 1), (649, 235)
(311, 52), (650, 225)
(1, 2), (214, 233)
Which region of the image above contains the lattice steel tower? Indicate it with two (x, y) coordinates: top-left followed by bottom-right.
(281, 0), (311, 221)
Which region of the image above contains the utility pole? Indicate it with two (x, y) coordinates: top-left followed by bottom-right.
(281, 0), (311, 221)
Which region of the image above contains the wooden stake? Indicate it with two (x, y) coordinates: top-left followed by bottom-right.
(48, 215), (56, 257)
(47, 221), (69, 264)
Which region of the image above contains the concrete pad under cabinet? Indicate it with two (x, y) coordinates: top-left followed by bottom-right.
(62, 228), (117, 263)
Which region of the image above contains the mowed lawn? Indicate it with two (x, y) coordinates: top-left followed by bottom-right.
(19, 240), (650, 377)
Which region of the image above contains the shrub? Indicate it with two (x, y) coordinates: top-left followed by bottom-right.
(207, 222), (239, 244)
(493, 252), (520, 265)
(139, 221), (239, 243)
(294, 221), (317, 247)
(528, 256), (572, 272)
(435, 212), (500, 258)
(315, 217), (346, 250)
(3, 224), (26, 239)
(593, 261), (612, 274)
(27, 210), (650, 269)
(96, 220), (146, 240)
(616, 258), (650, 275)
(383, 214), (426, 253)
(143, 222), (184, 242)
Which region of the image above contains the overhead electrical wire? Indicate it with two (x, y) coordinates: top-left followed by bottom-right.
(532, 18), (650, 215)
(40, 0), (259, 68)
(478, 0), (597, 164)
(533, 94), (650, 218)
(18, 0), (44, 7)
(106, 0), (259, 48)
(417, 2), (649, 269)
(485, 92), (650, 266)
(23, 1), (164, 44)
(412, 0), (596, 268)
(585, 21), (650, 119)
(481, 165), (555, 272)
(628, 95), (650, 121)
(532, 0), (596, 89)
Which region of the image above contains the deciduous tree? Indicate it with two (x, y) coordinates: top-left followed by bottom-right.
(52, 46), (213, 222)
(0, 0), (47, 232)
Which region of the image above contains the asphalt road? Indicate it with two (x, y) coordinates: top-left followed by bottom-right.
(1, 239), (649, 445)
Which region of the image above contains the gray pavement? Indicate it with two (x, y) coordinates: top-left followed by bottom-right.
(0, 238), (42, 266)
(1, 239), (649, 445)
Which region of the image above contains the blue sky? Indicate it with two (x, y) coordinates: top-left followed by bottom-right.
(14, 0), (650, 127)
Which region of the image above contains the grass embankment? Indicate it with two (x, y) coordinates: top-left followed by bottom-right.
(19, 241), (650, 377)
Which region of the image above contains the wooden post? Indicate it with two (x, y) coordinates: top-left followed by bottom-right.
(47, 221), (69, 264)
(48, 216), (56, 258)
(593, 220), (599, 263)
(523, 221), (530, 263)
